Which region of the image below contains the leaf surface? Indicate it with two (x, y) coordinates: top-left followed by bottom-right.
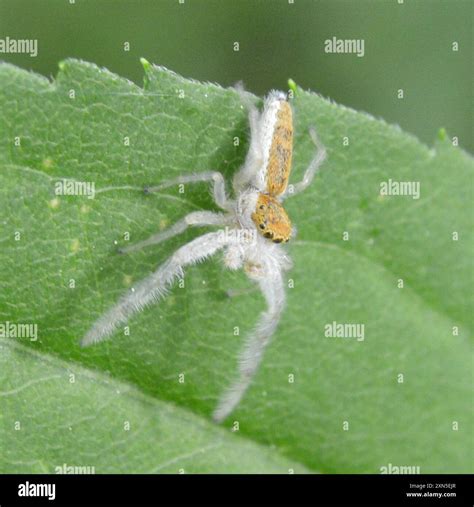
(0, 59), (472, 473)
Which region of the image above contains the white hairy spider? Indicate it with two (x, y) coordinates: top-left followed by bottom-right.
(81, 89), (326, 423)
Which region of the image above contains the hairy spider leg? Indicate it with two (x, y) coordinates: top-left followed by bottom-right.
(145, 171), (231, 211)
(81, 231), (236, 347)
(118, 211), (228, 254)
(232, 89), (264, 194)
(213, 268), (285, 422)
(281, 127), (326, 200)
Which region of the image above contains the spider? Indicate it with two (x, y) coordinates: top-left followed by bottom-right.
(81, 89), (327, 423)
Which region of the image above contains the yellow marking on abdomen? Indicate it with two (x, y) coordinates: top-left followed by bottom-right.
(266, 101), (293, 197)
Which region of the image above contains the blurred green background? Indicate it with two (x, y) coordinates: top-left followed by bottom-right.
(0, 0), (471, 152)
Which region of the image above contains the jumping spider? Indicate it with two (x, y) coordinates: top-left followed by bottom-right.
(81, 89), (327, 423)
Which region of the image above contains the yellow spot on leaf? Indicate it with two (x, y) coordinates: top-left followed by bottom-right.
(165, 295), (176, 306)
(70, 239), (80, 253)
(48, 198), (60, 209)
(42, 157), (54, 170)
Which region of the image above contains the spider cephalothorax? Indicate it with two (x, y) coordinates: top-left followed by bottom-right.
(251, 193), (291, 243)
(81, 88), (326, 423)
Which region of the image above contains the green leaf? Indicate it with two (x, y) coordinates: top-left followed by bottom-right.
(0, 338), (308, 473)
(0, 59), (472, 473)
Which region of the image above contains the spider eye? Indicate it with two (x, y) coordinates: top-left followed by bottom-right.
(259, 223), (265, 230)
(259, 205), (265, 210)
(263, 232), (273, 239)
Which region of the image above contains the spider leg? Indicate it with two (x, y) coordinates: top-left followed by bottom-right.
(234, 83), (260, 135)
(81, 231), (234, 347)
(213, 270), (285, 423)
(232, 88), (263, 194)
(281, 126), (327, 200)
(118, 211), (229, 254)
(145, 171), (230, 211)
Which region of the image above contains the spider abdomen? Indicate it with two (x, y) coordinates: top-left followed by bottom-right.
(265, 100), (293, 196)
